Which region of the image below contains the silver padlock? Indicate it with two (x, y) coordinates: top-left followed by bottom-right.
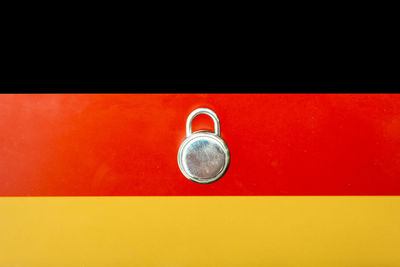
(177, 108), (230, 184)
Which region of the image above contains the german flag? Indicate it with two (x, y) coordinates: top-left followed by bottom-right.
(1, 94), (400, 266)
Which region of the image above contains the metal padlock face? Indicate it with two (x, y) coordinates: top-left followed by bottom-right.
(178, 108), (230, 184)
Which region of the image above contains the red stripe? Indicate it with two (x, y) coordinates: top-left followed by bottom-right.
(1, 94), (400, 196)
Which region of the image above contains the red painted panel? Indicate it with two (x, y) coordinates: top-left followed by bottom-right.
(0, 94), (400, 196)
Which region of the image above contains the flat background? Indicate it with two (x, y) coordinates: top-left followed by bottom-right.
(1, 94), (400, 266)
(1, 94), (400, 195)
(1, 196), (399, 266)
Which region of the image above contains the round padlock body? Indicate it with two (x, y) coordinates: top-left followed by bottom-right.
(178, 131), (230, 184)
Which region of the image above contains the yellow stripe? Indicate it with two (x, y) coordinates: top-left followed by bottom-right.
(1, 197), (400, 266)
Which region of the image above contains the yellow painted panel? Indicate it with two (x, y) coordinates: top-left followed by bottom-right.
(0, 197), (400, 266)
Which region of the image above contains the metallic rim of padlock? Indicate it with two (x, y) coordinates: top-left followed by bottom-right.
(177, 108), (230, 184)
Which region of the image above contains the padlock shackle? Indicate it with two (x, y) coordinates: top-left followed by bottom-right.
(186, 108), (221, 137)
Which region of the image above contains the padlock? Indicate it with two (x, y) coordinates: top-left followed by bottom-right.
(177, 108), (230, 184)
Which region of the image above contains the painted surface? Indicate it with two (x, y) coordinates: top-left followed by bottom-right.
(1, 94), (400, 195)
(1, 196), (400, 266)
(1, 94), (400, 266)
